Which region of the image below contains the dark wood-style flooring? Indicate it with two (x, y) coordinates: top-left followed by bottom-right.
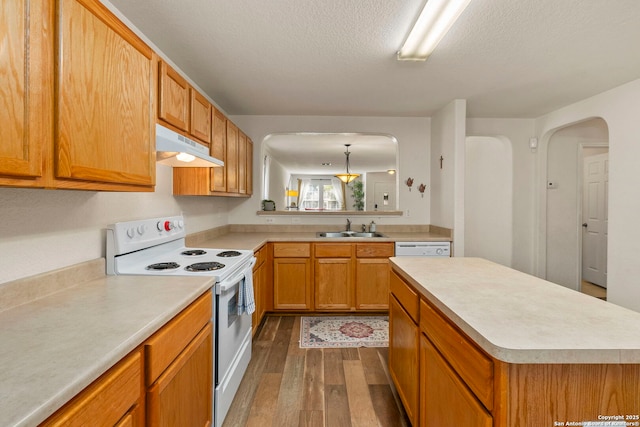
(222, 315), (410, 427)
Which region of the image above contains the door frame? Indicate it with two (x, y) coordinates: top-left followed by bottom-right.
(534, 117), (609, 283)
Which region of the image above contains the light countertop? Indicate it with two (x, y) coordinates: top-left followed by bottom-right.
(0, 273), (213, 427)
(189, 230), (452, 252)
(390, 257), (640, 364)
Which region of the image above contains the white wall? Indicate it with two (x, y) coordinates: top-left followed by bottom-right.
(0, 165), (229, 285)
(465, 136), (513, 267)
(266, 156), (288, 208)
(430, 100), (466, 255)
(545, 119), (608, 290)
(534, 78), (640, 312)
(465, 118), (536, 274)
(229, 115), (431, 225)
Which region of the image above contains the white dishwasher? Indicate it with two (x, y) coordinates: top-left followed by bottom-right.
(395, 241), (451, 257)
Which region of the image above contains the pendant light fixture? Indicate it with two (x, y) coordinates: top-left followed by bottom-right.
(335, 144), (360, 184)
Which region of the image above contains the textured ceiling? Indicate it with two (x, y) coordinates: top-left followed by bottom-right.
(108, 0), (640, 118)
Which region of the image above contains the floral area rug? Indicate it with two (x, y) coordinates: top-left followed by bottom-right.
(299, 316), (389, 348)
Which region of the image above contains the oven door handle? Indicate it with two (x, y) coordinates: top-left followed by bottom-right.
(217, 257), (256, 293)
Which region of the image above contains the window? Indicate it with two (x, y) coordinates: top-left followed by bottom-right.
(299, 179), (343, 210)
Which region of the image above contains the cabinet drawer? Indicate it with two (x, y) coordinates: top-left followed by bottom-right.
(273, 242), (310, 258)
(145, 291), (212, 385)
(315, 243), (352, 258)
(420, 299), (494, 410)
(390, 270), (419, 322)
(41, 349), (142, 426)
(356, 243), (394, 258)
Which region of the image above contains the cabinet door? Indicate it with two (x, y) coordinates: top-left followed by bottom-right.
(56, 0), (154, 187)
(0, 0), (49, 183)
(210, 108), (227, 192)
(389, 295), (419, 425)
(246, 138), (253, 195)
(189, 89), (211, 144)
(420, 335), (492, 427)
(238, 131), (247, 194)
(273, 258), (312, 310)
(225, 121), (239, 193)
(158, 61), (189, 132)
(355, 258), (389, 310)
(315, 258), (352, 310)
(147, 323), (213, 427)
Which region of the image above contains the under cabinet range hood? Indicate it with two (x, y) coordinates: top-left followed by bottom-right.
(156, 123), (224, 168)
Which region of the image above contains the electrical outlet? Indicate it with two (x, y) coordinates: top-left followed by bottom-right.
(406, 209), (411, 217)
(265, 218), (274, 224)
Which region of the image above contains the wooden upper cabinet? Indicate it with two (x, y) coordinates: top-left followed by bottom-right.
(55, 0), (155, 188)
(189, 89), (212, 145)
(0, 0), (48, 183)
(158, 61), (189, 132)
(210, 108), (227, 192)
(226, 120), (239, 193)
(238, 131), (247, 194)
(246, 138), (253, 195)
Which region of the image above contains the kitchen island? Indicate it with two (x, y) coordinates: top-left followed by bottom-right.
(389, 257), (640, 426)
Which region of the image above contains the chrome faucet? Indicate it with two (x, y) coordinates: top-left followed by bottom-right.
(345, 218), (351, 232)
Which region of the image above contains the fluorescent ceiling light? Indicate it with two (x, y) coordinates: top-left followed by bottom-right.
(397, 0), (472, 61)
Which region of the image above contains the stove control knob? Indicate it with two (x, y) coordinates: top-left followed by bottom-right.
(177, 219), (184, 229)
(126, 227), (135, 238)
(156, 221), (164, 232)
(137, 224), (147, 235)
(164, 221), (173, 232)
(436, 248), (444, 255)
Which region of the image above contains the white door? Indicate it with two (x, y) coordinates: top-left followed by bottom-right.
(373, 182), (394, 210)
(582, 153), (608, 287)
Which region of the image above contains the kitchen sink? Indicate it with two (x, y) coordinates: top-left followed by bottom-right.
(316, 231), (386, 238)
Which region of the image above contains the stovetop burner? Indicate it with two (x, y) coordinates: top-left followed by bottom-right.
(185, 261), (226, 272)
(181, 249), (207, 256)
(216, 250), (242, 257)
(146, 262), (180, 271)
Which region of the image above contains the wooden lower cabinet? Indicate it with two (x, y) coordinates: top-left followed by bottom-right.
(273, 258), (312, 310)
(420, 335), (492, 427)
(252, 245), (272, 335)
(40, 350), (144, 427)
(314, 243), (353, 311)
(389, 295), (419, 425)
(355, 258), (390, 310)
(146, 323), (212, 427)
(315, 258), (352, 310)
(145, 291), (213, 426)
(271, 242), (393, 312)
(272, 243), (312, 311)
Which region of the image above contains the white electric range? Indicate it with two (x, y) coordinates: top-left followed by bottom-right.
(106, 215), (254, 427)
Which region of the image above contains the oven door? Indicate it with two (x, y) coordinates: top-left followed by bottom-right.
(214, 258), (255, 426)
